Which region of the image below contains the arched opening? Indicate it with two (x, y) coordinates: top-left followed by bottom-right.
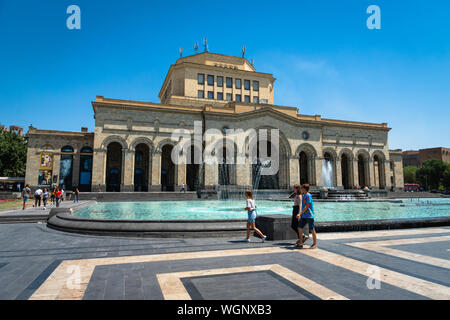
(59, 145), (74, 189)
(106, 142), (122, 192)
(186, 144), (201, 191)
(341, 153), (351, 189)
(134, 144), (149, 192)
(373, 154), (385, 189)
(218, 142), (237, 186)
(161, 144), (175, 191)
(251, 140), (279, 189)
(79, 146), (93, 192)
(299, 151), (309, 185)
(358, 154), (368, 188)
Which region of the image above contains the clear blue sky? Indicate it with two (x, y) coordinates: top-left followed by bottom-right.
(0, 0), (449, 151)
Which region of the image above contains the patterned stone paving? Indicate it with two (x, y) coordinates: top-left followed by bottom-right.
(0, 223), (448, 300)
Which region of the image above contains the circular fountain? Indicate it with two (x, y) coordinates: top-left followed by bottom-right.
(46, 198), (450, 238)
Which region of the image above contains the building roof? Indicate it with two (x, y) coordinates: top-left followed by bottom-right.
(158, 52), (275, 99)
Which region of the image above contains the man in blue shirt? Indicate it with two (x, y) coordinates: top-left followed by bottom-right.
(295, 184), (317, 249)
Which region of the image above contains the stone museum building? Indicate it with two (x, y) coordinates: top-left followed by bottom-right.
(25, 52), (404, 192)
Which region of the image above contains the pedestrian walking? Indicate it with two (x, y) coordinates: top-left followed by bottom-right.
(34, 188), (43, 207)
(50, 188), (56, 205)
(56, 188), (62, 208)
(244, 190), (267, 242)
(291, 184), (310, 245)
(74, 188), (79, 203)
(295, 184), (317, 249)
(22, 184), (31, 210)
(42, 188), (49, 209)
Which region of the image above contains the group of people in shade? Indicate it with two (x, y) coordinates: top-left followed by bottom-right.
(21, 184), (79, 210)
(244, 183), (317, 249)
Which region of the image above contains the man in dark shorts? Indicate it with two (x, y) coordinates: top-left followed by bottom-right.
(22, 184), (31, 210)
(295, 184), (317, 249)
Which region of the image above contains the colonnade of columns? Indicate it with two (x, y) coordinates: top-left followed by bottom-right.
(91, 140), (391, 192)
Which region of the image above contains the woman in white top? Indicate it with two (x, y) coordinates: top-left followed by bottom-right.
(291, 184), (309, 245)
(244, 190), (267, 242)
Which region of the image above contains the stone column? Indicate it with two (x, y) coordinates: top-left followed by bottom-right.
(204, 162), (218, 189)
(368, 158), (375, 188)
(313, 155), (321, 187)
(148, 149), (153, 190)
(335, 157), (342, 189)
(91, 149), (105, 191)
(122, 149), (134, 192)
(150, 150), (161, 191)
(177, 163), (186, 189)
(25, 149), (38, 187)
(384, 160), (391, 189)
(374, 160), (380, 189)
(289, 155), (299, 187)
(53, 153), (61, 186)
(353, 159), (359, 188)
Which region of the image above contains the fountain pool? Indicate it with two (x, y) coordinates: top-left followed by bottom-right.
(73, 198), (450, 222)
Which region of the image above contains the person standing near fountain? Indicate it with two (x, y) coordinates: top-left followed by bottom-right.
(291, 184), (310, 245)
(295, 184), (317, 249)
(244, 190), (267, 242)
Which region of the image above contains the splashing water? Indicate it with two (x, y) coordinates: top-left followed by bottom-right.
(321, 159), (333, 188)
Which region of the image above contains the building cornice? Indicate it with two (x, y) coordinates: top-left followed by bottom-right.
(92, 96), (390, 131)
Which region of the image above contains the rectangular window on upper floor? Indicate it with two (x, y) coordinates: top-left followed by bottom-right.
(226, 77), (232, 88)
(253, 96), (258, 103)
(235, 94), (241, 102)
(253, 80), (259, 91)
(226, 93), (232, 101)
(217, 92), (223, 100)
(235, 79), (241, 89)
(244, 95), (250, 103)
(198, 74), (205, 85)
(207, 91), (214, 99)
(207, 75), (214, 86)
(217, 76), (223, 87)
(198, 90), (204, 98)
(244, 80), (250, 90)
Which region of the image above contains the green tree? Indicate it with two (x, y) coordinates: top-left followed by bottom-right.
(416, 159), (448, 190)
(403, 166), (419, 184)
(443, 166), (450, 190)
(0, 128), (27, 177)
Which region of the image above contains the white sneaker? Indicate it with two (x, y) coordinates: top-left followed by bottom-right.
(43, 207), (46, 210)
(261, 236), (267, 243)
(245, 238), (250, 242)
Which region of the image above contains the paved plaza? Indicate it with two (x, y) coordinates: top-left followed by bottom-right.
(0, 221), (448, 300)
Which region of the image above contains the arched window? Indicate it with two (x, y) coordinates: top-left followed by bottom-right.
(80, 147), (93, 191)
(80, 146), (93, 153)
(60, 146), (74, 188)
(61, 145), (74, 153)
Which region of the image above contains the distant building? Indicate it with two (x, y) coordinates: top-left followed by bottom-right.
(402, 147), (450, 167)
(0, 125), (23, 136)
(402, 150), (420, 167)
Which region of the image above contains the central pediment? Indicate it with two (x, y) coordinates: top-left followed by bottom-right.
(176, 52), (256, 72)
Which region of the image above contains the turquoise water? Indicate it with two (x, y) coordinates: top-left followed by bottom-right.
(74, 198), (450, 221)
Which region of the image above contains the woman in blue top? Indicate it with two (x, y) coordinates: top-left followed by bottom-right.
(295, 184), (317, 249)
(244, 190), (267, 243)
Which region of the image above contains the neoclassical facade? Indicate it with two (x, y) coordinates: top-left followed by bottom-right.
(25, 52), (404, 192)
